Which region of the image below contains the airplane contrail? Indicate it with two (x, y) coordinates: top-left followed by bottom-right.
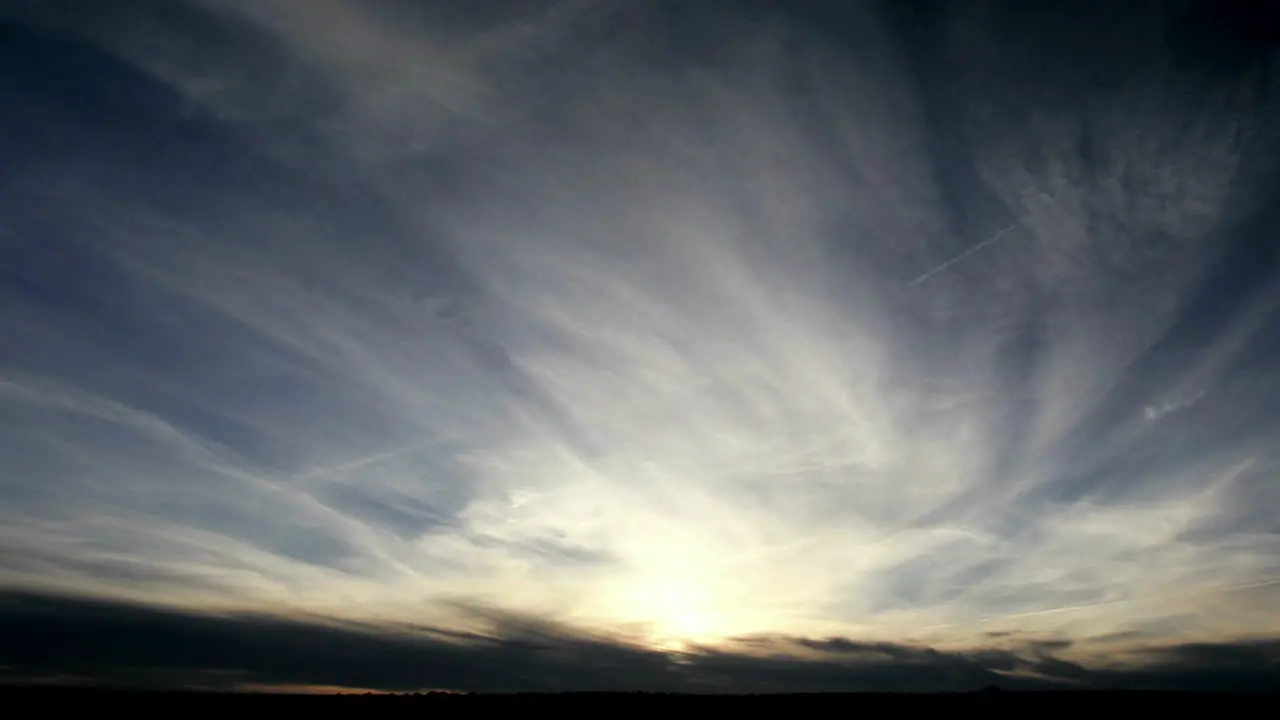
(293, 437), (448, 483)
(919, 577), (1280, 631)
(907, 224), (1019, 287)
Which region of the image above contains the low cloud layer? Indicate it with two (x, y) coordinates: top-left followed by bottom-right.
(2, 589), (1278, 693)
(1, 0), (1278, 689)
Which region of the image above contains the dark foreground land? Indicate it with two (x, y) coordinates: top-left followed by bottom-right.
(2, 686), (1276, 711)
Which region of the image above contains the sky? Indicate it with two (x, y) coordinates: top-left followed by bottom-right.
(1, 0), (1279, 694)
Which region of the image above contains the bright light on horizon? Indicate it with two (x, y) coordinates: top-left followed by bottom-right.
(1, 1), (1278, 690)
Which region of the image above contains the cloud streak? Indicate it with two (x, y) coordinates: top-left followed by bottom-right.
(1, 0), (1278, 684)
(907, 224), (1020, 287)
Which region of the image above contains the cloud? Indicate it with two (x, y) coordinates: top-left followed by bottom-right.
(2, 589), (1278, 693)
(0, 0), (1278, 669)
(6, 0), (614, 165)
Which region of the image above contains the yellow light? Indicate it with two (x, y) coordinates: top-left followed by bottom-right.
(607, 576), (725, 650)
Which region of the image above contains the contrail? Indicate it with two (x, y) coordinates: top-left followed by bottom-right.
(907, 224), (1019, 287)
(293, 437), (447, 483)
(919, 577), (1280, 631)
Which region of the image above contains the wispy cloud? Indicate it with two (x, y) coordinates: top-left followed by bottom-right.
(1, 0), (1278, 675)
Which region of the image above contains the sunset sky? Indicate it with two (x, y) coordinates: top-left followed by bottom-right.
(2, 0), (1278, 693)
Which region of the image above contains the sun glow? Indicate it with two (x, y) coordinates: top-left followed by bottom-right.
(633, 578), (720, 649)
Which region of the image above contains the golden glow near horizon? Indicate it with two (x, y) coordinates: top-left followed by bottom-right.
(1, 0), (1278, 668)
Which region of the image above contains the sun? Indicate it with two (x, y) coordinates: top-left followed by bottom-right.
(617, 577), (723, 651)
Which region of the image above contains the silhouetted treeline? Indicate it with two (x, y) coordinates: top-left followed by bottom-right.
(1, 685), (1274, 711)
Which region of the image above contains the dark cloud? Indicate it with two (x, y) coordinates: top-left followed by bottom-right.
(0, 589), (680, 694)
(1, 589), (1277, 693)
